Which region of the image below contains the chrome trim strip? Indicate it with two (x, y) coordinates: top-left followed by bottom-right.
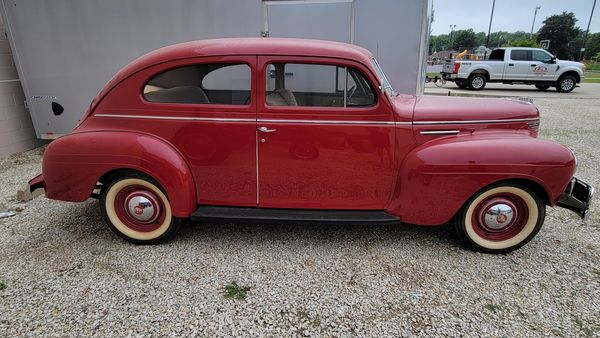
(419, 130), (460, 135)
(413, 117), (540, 125)
(257, 119), (402, 125)
(95, 114), (256, 123)
(95, 114), (406, 125)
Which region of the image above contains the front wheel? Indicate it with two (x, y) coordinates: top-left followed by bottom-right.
(468, 74), (487, 90)
(454, 183), (545, 254)
(100, 172), (181, 244)
(556, 75), (576, 93)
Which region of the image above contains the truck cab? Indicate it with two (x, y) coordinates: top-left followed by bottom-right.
(442, 47), (585, 92)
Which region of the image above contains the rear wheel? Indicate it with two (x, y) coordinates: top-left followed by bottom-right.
(100, 172), (181, 244)
(468, 74), (487, 90)
(535, 84), (551, 91)
(454, 183), (545, 254)
(556, 75), (576, 93)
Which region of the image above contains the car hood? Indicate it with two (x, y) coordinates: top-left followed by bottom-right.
(411, 95), (539, 123)
(557, 59), (584, 69)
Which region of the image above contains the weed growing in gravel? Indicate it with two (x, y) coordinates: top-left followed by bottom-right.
(0, 280), (6, 290)
(224, 281), (250, 300)
(485, 303), (500, 313)
(575, 318), (594, 337)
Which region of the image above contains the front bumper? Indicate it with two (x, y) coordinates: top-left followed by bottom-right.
(557, 177), (594, 220)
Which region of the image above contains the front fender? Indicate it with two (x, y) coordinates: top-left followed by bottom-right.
(386, 133), (576, 225)
(42, 131), (196, 218)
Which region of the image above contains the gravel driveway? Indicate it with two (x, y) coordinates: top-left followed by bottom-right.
(0, 98), (599, 337)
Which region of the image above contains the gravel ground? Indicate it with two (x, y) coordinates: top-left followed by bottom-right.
(0, 98), (599, 337)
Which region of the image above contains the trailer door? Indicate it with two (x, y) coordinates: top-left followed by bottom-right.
(264, 1), (353, 43)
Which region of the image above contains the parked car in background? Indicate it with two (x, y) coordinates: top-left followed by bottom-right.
(28, 38), (593, 253)
(442, 47), (585, 92)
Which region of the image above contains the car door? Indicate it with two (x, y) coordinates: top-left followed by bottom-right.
(504, 50), (531, 81)
(135, 56), (258, 207)
(529, 50), (558, 81)
(256, 56), (396, 209)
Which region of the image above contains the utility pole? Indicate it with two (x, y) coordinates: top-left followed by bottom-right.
(449, 24), (456, 50)
(530, 6), (541, 39)
(485, 0), (496, 47)
(579, 0), (597, 61)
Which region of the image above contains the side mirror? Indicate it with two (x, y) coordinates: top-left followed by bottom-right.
(550, 56), (557, 64)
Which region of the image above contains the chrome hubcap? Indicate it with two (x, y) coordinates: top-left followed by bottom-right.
(483, 203), (515, 230)
(472, 77), (484, 88)
(125, 191), (160, 223)
(561, 79), (574, 91)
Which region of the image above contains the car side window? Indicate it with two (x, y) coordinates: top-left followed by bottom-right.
(265, 63), (375, 107)
(510, 50), (530, 61)
(143, 63), (251, 105)
(532, 50), (552, 63)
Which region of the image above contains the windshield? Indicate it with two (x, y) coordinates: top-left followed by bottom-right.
(370, 57), (394, 96)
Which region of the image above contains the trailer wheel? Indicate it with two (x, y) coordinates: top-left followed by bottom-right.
(100, 172), (181, 244)
(468, 74), (487, 90)
(454, 183), (545, 254)
(535, 84), (551, 91)
(556, 75), (576, 93)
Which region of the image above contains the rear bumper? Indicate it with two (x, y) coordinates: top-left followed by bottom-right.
(557, 177), (594, 220)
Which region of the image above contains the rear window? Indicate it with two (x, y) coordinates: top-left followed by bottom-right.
(510, 50), (530, 61)
(488, 49), (505, 60)
(143, 63), (251, 105)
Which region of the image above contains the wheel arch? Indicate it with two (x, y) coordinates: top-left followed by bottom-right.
(558, 70), (581, 83)
(470, 68), (490, 80)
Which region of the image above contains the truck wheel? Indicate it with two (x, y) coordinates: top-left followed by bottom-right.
(456, 80), (468, 89)
(100, 172), (181, 244)
(468, 74), (487, 90)
(556, 75), (576, 93)
(535, 84), (550, 91)
(454, 183), (545, 254)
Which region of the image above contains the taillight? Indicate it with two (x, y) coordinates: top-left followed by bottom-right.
(453, 62), (461, 74)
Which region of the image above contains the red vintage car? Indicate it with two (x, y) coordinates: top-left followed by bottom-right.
(28, 38), (593, 253)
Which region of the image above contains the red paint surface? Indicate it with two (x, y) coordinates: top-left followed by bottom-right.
(37, 38), (576, 225)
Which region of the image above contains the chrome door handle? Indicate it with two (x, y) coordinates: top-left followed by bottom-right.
(258, 126), (277, 133)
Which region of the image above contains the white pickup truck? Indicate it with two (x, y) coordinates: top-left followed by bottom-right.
(441, 47), (585, 92)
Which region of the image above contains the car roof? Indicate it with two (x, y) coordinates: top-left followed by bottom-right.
(116, 38), (373, 80)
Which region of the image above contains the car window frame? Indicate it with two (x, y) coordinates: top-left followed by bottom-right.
(510, 49), (531, 61)
(140, 58), (255, 108)
(259, 57), (381, 113)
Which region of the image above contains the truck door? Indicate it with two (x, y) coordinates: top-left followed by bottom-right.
(529, 50), (558, 81)
(504, 50), (531, 81)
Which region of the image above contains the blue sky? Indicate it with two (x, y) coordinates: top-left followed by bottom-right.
(430, 0), (599, 35)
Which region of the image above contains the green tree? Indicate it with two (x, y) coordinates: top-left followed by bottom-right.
(583, 32), (600, 60)
(537, 12), (581, 59)
(451, 29), (477, 50)
(509, 39), (539, 47)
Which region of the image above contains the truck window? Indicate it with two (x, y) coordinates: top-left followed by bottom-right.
(488, 49), (505, 60)
(510, 50), (531, 61)
(532, 50), (553, 63)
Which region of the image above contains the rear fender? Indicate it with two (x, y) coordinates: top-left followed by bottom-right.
(42, 131), (196, 217)
(386, 133), (576, 225)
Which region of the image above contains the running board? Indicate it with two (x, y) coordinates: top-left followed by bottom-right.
(191, 206), (400, 224)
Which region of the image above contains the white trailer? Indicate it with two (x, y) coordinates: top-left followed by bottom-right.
(1, 0), (430, 138)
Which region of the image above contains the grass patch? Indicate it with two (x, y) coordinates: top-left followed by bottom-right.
(0, 280), (6, 290)
(224, 281), (250, 300)
(484, 303), (500, 313)
(426, 72), (441, 78)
